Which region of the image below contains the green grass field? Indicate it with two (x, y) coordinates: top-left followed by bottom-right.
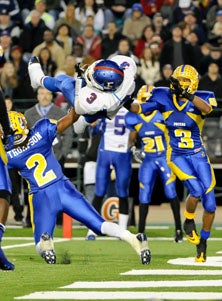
(1, 224), (222, 301)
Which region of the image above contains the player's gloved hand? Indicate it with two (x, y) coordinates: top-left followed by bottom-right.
(84, 109), (107, 123)
(130, 146), (145, 163)
(2, 128), (15, 151)
(123, 95), (134, 110)
(75, 63), (88, 78)
(169, 76), (194, 101)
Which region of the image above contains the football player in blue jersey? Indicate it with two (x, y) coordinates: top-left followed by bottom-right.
(5, 109), (151, 265)
(125, 85), (183, 243)
(0, 89), (15, 270)
(128, 64), (217, 262)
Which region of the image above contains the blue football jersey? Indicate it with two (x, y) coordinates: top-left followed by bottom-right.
(7, 119), (65, 193)
(140, 87), (217, 155)
(125, 110), (167, 157)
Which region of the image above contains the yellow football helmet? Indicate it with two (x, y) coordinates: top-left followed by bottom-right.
(8, 111), (29, 145)
(172, 64), (199, 94)
(137, 85), (154, 103)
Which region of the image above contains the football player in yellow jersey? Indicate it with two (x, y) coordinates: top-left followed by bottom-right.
(128, 64), (217, 262)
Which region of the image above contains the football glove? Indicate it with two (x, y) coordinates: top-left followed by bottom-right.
(130, 146), (145, 163)
(169, 76), (194, 102)
(75, 63), (88, 78)
(2, 128), (15, 151)
(123, 95), (134, 110)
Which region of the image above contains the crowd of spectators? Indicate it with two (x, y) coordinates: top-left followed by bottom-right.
(0, 0), (221, 100)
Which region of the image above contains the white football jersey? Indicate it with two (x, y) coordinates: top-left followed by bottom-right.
(74, 55), (136, 118)
(101, 107), (130, 153)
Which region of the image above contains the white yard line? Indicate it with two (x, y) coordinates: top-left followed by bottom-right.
(14, 291), (222, 300)
(121, 269), (222, 275)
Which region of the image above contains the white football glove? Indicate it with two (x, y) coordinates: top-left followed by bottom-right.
(130, 146), (145, 163)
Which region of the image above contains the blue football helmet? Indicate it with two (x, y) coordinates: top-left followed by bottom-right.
(84, 60), (124, 91)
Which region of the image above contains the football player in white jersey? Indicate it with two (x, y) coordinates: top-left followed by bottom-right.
(86, 107), (132, 240)
(28, 55), (137, 134)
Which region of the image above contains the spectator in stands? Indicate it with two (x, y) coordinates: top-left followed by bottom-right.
(101, 21), (125, 59)
(182, 10), (206, 45)
(140, 0), (164, 17)
(154, 63), (173, 87)
(4, 94), (24, 223)
(55, 23), (73, 56)
(54, 4), (81, 42)
(138, 47), (160, 86)
(19, 10), (49, 58)
(25, 0), (55, 30)
(160, 0), (176, 27)
(17, 0), (34, 24)
(0, 30), (12, 69)
(134, 24), (155, 58)
(122, 3), (151, 47)
(0, 0), (20, 24)
(199, 62), (222, 99)
(208, 15), (222, 48)
(72, 42), (84, 63)
(206, 0), (222, 31)
(152, 12), (171, 43)
(75, 24), (101, 60)
(45, 0), (62, 21)
(24, 87), (74, 226)
(10, 45), (35, 99)
(56, 54), (77, 78)
(0, 8), (21, 45)
(38, 47), (57, 77)
(159, 24), (195, 69)
(75, 0), (105, 34)
(172, 0), (202, 25)
(32, 29), (66, 70)
(0, 61), (18, 98)
(199, 45), (222, 76)
(185, 31), (203, 71)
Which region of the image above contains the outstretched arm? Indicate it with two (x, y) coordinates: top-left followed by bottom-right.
(57, 108), (80, 134)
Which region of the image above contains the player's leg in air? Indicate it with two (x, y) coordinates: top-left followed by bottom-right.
(62, 180), (151, 265)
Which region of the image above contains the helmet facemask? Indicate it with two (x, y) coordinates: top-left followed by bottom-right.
(8, 111), (29, 146)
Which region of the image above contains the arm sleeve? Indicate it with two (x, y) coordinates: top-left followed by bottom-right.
(0, 89), (11, 135)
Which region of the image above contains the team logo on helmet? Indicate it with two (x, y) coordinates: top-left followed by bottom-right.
(8, 111), (29, 145)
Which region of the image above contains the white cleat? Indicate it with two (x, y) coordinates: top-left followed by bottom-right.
(28, 56), (45, 89)
(130, 233), (151, 265)
(39, 232), (56, 264)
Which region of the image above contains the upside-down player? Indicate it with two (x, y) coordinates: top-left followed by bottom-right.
(28, 55), (137, 134)
(128, 65), (217, 262)
(5, 109), (151, 265)
(125, 85), (183, 242)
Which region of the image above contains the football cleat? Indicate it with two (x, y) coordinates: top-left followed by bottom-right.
(130, 233), (151, 265)
(174, 229), (183, 243)
(28, 56), (45, 88)
(195, 238), (207, 262)
(40, 232), (56, 264)
(183, 219), (200, 245)
(0, 248), (15, 271)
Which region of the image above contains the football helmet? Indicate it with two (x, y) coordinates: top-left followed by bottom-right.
(84, 59), (124, 91)
(8, 111), (29, 145)
(172, 64), (199, 94)
(137, 85), (154, 103)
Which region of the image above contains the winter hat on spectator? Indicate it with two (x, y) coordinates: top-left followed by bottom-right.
(132, 3), (144, 13)
(0, 8), (9, 15)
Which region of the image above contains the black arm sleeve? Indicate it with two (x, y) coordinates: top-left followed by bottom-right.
(0, 89), (11, 135)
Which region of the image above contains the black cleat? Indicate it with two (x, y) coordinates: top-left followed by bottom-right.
(183, 219), (200, 245)
(195, 238), (207, 262)
(0, 248), (14, 270)
(40, 232), (56, 264)
(174, 229), (183, 243)
(28, 56), (40, 65)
